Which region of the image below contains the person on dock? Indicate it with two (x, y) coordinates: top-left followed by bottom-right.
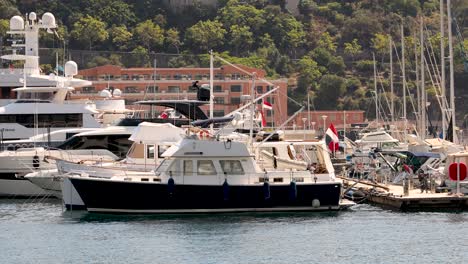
(417, 170), (429, 193)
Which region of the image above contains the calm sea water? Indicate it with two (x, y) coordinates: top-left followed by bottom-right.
(0, 199), (467, 264)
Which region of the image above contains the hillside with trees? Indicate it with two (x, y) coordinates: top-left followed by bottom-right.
(0, 0), (467, 125)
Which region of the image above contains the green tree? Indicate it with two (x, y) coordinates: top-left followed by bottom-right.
(0, 19), (9, 40)
(133, 20), (164, 52)
(218, 0), (265, 33)
(184, 20), (226, 52)
(86, 0), (136, 26)
(371, 33), (390, 55)
(317, 32), (337, 52)
(230, 25), (254, 56)
(342, 10), (383, 48)
(282, 17), (306, 57)
(344, 39), (362, 58)
(109, 25), (133, 51)
(71, 15), (108, 50)
(165, 28), (181, 54)
(296, 56), (322, 93)
(127, 46), (150, 67)
(317, 74), (346, 109)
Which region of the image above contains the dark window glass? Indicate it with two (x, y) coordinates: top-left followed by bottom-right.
(231, 97), (241, 104)
(230, 85), (241, 92)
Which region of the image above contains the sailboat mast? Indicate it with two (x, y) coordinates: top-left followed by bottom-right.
(447, 0), (456, 142)
(401, 22), (407, 136)
(420, 16), (426, 140)
(373, 53), (378, 126)
(209, 50), (214, 133)
(440, 0), (446, 139)
(390, 37), (394, 123)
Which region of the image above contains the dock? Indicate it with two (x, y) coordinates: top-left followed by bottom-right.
(341, 177), (468, 211)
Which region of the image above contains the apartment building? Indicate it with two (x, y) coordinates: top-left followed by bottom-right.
(74, 64), (288, 126)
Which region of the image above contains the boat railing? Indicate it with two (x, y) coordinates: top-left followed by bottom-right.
(164, 169), (332, 185)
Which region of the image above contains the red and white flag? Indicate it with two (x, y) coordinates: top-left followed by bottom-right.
(262, 100), (272, 110)
(325, 123), (340, 152)
(159, 111), (168, 119)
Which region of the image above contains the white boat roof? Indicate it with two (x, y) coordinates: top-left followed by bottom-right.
(162, 138), (251, 158)
(12, 86), (75, 92)
(73, 126), (135, 137)
(129, 122), (184, 144)
(355, 131), (399, 144)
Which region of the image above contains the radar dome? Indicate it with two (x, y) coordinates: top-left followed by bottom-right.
(100, 90), (112, 98)
(113, 89), (122, 97)
(29, 12), (37, 21)
(41, 12), (56, 28)
(64, 61), (78, 77)
(10, 16), (24, 30)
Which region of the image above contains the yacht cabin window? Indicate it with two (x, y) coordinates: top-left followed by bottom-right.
(146, 145), (155, 159)
(158, 145), (170, 158)
(184, 160), (194, 175)
(197, 160), (216, 175)
(220, 160), (244, 175)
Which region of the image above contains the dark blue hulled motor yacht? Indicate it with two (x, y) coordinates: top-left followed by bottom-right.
(67, 137), (345, 214)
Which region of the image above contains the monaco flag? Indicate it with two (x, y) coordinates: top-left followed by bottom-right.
(325, 123), (340, 152)
(262, 100), (272, 110)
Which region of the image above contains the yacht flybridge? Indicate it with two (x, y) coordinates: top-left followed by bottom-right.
(0, 12), (128, 140)
(0, 12), (90, 99)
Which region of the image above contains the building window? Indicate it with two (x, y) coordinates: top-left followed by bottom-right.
(121, 74), (129, 80)
(214, 98), (224, 104)
(232, 73), (241, 80)
(131, 75), (140, 80)
(256, 86), (263, 93)
(173, 74), (182, 80)
(168, 86), (180, 93)
(214, 85), (222, 92)
(152, 74), (160, 80)
(266, 122), (273, 127)
(82, 86), (96, 94)
(146, 85), (158, 93)
(143, 74), (150, 80)
(230, 85), (242, 92)
(194, 74), (202, 80)
(124, 86), (139, 93)
(231, 97), (241, 104)
(267, 110), (273, 117)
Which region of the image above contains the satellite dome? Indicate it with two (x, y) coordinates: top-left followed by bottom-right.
(113, 89), (122, 97)
(10, 16), (24, 30)
(64, 61), (78, 77)
(41, 12), (56, 28)
(100, 90), (112, 98)
(29, 12), (37, 21)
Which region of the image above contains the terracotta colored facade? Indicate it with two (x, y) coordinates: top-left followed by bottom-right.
(74, 64), (288, 125)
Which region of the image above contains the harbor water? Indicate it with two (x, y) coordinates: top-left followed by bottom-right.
(1, 199), (467, 263)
